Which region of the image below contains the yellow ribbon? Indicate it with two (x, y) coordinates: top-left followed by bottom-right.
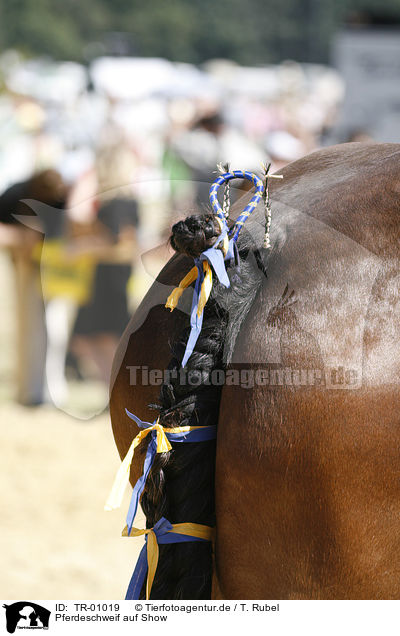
(165, 261), (213, 317)
(165, 265), (198, 312)
(165, 218), (229, 316)
(122, 522), (215, 599)
(104, 421), (208, 512)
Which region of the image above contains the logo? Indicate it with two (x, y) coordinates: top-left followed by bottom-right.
(3, 603), (50, 633)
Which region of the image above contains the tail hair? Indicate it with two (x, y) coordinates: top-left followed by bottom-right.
(140, 213), (265, 598)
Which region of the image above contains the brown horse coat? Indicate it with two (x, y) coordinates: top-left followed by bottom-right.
(110, 143), (400, 599)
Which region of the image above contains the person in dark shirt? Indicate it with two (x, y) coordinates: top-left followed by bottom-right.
(71, 195), (138, 385)
(73, 197), (138, 338)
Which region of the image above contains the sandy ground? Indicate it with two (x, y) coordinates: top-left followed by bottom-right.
(0, 251), (145, 599)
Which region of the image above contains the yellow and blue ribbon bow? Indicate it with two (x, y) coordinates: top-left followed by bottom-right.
(166, 170), (264, 367)
(166, 219), (235, 367)
(180, 226), (235, 367)
(105, 409), (217, 535)
(123, 517), (215, 600)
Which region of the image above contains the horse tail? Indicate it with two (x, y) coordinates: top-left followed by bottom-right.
(139, 213), (263, 599)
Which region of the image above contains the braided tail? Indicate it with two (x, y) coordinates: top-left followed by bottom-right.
(140, 290), (228, 598)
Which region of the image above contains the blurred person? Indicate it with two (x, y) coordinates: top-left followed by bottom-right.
(264, 129), (308, 172)
(70, 139), (139, 386)
(166, 109), (266, 212)
(0, 169), (72, 406)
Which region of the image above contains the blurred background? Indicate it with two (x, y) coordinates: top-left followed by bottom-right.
(1, 0), (399, 599)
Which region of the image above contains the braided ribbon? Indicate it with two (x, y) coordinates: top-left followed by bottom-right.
(165, 217), (230, 314)
(209, 170), (264, 240)
(105, 410), (217, 534)
(123, 517), (215, 600)
(166, 170), (263, 367)
(166, 217), (234, 366)
(105, 410), (216, 599)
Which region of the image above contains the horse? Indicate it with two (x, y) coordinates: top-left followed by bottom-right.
(109, 142), (400, 599)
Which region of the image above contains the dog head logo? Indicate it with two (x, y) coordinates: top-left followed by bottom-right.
(3, 602), (50, 633)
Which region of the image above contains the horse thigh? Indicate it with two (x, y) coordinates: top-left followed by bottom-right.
(215, 383), (400, 600)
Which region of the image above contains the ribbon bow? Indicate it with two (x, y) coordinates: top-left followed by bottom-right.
(166, 219), (236, 367)
(123, 517), (215, 600)
(166, 171), (265, 367)
(105, 410), (217, 534)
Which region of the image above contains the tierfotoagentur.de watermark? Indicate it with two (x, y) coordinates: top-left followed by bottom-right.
(127, 365), (359, 389)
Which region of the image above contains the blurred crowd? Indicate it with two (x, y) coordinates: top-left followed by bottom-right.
(0, 51), (345, 408)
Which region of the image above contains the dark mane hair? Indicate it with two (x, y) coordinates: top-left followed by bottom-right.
(139, 213), (266, 599)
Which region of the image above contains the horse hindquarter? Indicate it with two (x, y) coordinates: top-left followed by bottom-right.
(215, 191), (400, 599)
